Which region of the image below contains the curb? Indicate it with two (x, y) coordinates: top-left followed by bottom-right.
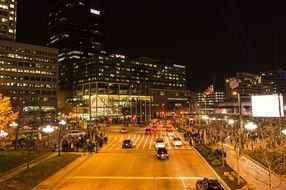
(193, 147), (232, 190)
(174, 128), (231, 190)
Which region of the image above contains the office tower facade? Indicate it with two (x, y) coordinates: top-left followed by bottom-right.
(67, 54), (190, 122)
(261, 70), (286, 96)
(0, 39), (58, 123)
(47, 0), (105, 90)
(194, 91), (225, 108)
(0, 0), (17, 40)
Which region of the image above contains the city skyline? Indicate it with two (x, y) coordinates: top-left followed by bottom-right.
(16, 0), (286, 91)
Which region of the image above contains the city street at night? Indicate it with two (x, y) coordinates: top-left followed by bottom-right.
(33, 124), (217, 190)
(2, 1), (286, 190)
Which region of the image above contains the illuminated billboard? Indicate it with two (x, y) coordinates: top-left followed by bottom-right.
(251, 95), (284, 117)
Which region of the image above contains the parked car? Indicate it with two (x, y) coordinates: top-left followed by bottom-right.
(122, 139), (134, 148)
(120, 128), (127, 133)
(173, 137), (183, 146)
(67, 130), (85, 137)
(157, 147), (169, 160)
(154, 138), (165, 149)
(196, 178), (224, 190)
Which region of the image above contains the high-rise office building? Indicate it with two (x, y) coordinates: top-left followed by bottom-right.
(0, 39), (58, 123)
(70, 54), (190, 119)
(47, 0), (105, 90)
(0, 0), (17, 40)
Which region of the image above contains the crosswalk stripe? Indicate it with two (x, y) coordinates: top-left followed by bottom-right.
(143, 134), (150, 149)
(101, 133), (191, 151)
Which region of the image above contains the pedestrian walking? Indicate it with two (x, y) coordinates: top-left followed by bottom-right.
(104, 136), (108, 144)
(87, 141), (94, 155)
(95, 141), (99, 153)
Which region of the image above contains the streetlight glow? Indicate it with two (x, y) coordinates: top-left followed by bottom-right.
(58, 120), (66, 156)
(0, 130), (8, 137)
(202, 115), (209, 120)
(9, 121), (18, 128)
(42, 125), (55, 151)
(42, 125), (55, 134)
(228, 118), (235, 125)
(244, 121), (258, 131)
(59, 120), (66, 126)
(282, 129), (286, 135)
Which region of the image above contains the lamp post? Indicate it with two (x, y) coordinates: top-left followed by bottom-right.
(232, 90), (243, 185)
(282, 129), (286, 136)
(228, 118), (234, 126)
(58, 120), (66, 156)
(0, 130), (8, 150)
(0, 130), (8, 138)
(244, 121), (258, 149)
(42, 125), (54, 150)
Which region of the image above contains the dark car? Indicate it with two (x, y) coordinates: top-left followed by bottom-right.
(156, 147), (169, 160)
(145, 128), (152, 135)
(196, 178), (224, 190)
(122, 139), (134, 148)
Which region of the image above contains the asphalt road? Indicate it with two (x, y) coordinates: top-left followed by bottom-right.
(34, 123), (217, 190)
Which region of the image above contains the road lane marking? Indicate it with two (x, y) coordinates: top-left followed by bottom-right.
(110, 136), (123, 150)
(69, 176), (206, 180)
(143, 134), (150, 149)
(181, 178), (187, 189)
(136, 134), (145, 148)
(101, 134), (193, 151)
(133, 134), (141, 147)
(102, 136), (118, 149)
(149, 135), (154, 149)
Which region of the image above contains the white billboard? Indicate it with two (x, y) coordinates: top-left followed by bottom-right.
(251, 95), (284, 117)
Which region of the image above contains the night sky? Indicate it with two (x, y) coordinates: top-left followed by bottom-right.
(16, 0), (286, 92)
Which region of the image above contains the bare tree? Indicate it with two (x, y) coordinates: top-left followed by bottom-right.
(248, 121), (286, 190)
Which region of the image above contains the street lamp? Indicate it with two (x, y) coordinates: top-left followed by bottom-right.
(228, 118), (235, 126)
(244, 121), (258, 131)
(244, 121), (258, 149)
(9, 121), (18, 128)
(0, 130), (8, 137)
(282, 129), (286, 135)
(58, 120), (66, 156)
(9, 121), (19, 150)
(42, 125), (54, 150)
(232, 90), (244, 185)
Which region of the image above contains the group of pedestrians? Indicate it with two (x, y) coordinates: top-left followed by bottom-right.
(61, 131), (108, 154)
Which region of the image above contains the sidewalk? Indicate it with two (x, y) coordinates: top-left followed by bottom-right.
(223, 140), (286, 190)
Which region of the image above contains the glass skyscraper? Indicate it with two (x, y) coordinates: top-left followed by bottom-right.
(47, 0), (105, 90)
